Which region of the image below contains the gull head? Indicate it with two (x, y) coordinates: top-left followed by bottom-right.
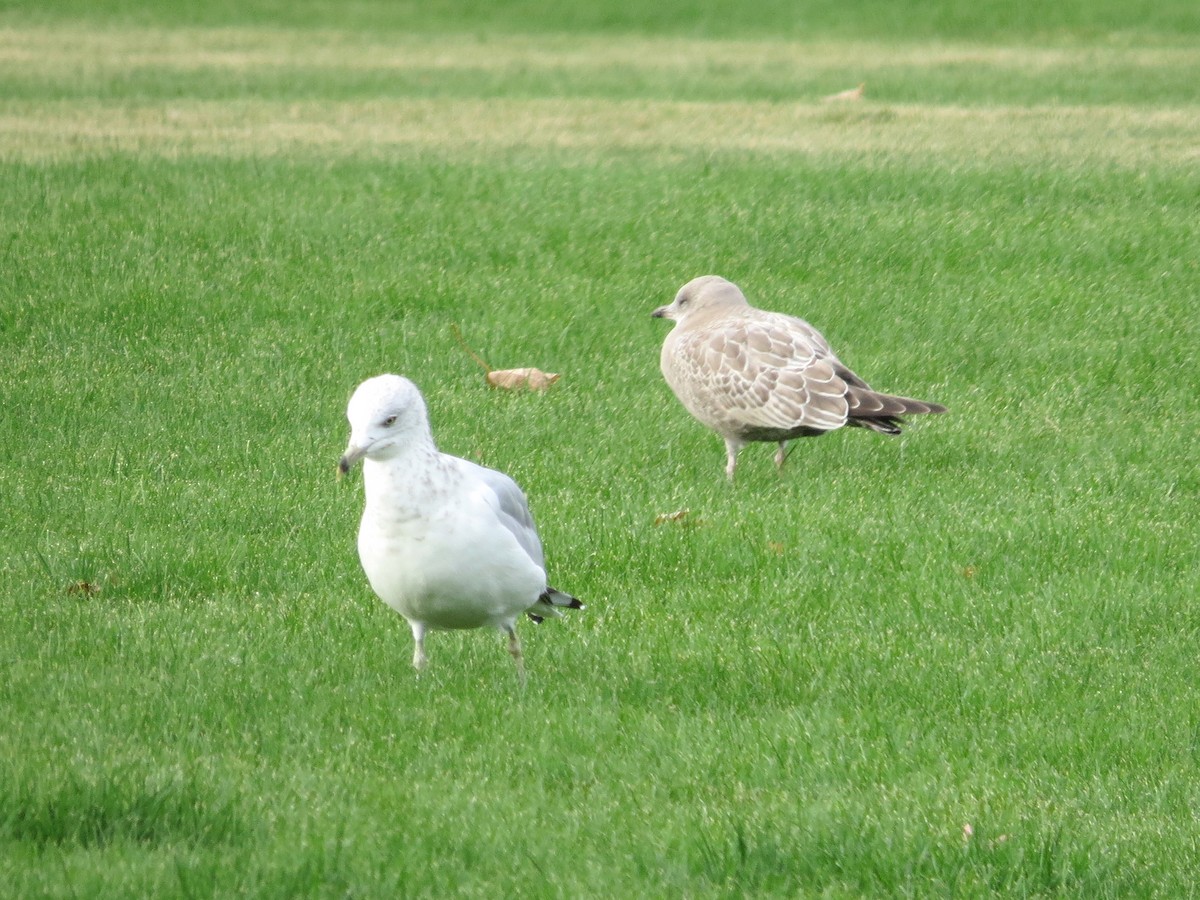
(339, 374), (430, 474)
(651, 275), (749, 325)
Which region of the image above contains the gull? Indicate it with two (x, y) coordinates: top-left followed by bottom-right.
(652, 275), (947, 479)
(338, 374), (581, 680)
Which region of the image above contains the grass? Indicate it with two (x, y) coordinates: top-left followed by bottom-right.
(3, 1), (1200, 896)
(6, 0), (1200, 39)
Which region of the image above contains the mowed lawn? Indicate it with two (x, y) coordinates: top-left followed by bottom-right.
(2, 1), (1199, 896)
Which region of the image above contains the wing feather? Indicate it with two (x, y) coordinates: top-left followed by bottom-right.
(666, 312), (851, 435)
(452, 458), (546, 570)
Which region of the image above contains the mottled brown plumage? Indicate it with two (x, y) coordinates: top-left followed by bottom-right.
(652, 275), (947, 479)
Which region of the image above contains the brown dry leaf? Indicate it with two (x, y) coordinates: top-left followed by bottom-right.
(766, 541), (786, 555)
(653, 509), (692, 526)
(486, 367), (561, 391)
(67, 580), (100, 597)
(452, 324), (561, 391)
(821, 82), (865, 103)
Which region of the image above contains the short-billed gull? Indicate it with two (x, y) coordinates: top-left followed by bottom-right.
(653, 275), (947, 479)
(339, 374), (581, 680)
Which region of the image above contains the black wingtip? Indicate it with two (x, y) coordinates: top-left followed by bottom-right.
(540, 588), (583, 609)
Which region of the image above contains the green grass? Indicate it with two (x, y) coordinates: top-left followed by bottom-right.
(6, 0), (1200, 39)
(3, 1), (1200, 896)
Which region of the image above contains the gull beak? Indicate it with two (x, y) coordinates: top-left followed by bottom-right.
(651, 304), (672, 319)
(338, 443), (367, 475)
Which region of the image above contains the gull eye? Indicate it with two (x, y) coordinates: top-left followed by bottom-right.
(382, 415), (397, 427)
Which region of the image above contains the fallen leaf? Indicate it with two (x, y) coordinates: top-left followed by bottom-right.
(486, 367), (561, 391)
(67, 580), (100, 597)
(452, 324), (561, 391)
(822, 82), (865, 103)
(653, 509), (691, 526)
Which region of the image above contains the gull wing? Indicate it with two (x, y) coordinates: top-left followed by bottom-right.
(453, 457), (546, 570)
(669, 311), (851, 436)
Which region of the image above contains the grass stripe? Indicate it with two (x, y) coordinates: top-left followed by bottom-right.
(4, 97), (1198, 168)
(6, 27), (1200, 71)
(3, 27), (1200, 105)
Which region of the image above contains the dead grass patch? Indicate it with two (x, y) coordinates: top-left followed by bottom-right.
(3, 26), (1197, 80)
(2, 26), (1197, 168)
(2, 97), (1197, 169)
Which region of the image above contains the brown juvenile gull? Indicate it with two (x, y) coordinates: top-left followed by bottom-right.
(652, 275), (947, 479)
(339, 374), (582, 681)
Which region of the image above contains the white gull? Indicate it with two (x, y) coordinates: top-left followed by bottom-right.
(339, 374), (581, 680)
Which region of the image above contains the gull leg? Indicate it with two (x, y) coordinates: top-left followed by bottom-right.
(723, 437), (742, 481)
(774, 440), (789, 472)
(410, 621), (428, 672)
(504, 624), (527, 687)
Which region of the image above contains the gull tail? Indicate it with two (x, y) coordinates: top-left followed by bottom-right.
(847, 387), (947, 435)
(526, 588), (584, 624)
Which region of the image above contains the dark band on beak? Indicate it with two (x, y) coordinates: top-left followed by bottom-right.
(339, 444), (367, 474)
